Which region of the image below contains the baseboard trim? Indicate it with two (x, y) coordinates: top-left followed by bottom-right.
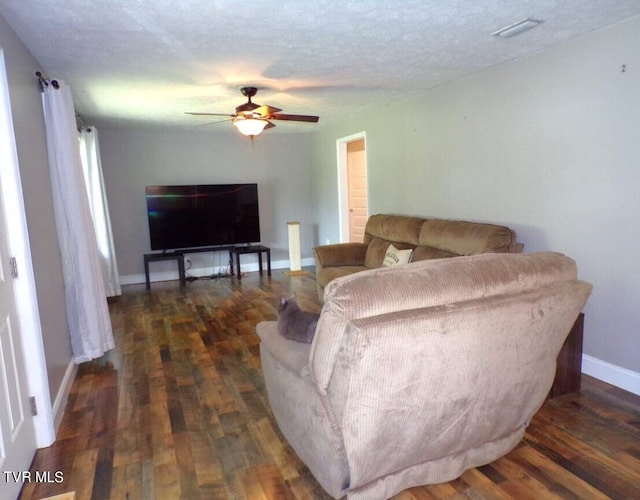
(121, 258), (315, 285)
(582, 354), (640, 396)
(52, 360), (78, 434)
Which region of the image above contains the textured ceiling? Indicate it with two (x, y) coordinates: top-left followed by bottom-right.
(1, 0), (639, 133)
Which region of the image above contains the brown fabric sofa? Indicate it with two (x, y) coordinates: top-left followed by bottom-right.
(257, 252), (592, 499)
(313, 213), (523, 300)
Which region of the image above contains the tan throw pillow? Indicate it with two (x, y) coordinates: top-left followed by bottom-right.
(382, 244), (413, 267)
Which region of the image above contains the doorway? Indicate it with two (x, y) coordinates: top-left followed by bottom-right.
(337, 132), (368, 243)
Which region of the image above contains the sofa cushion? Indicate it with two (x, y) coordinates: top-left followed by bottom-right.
(410, 245), (458, 262)
(364, 214), (423, 246)
(418, 219), (518, 255)
(382, 244), (413, 267)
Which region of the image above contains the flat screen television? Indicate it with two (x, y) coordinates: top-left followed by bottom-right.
(145, 183), (260, 251)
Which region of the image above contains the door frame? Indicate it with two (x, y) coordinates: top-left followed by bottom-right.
(336, 131), (368, 243)
(0, 50), (55, 447)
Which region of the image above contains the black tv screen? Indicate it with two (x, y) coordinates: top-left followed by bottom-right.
(145, 183), (260, 250)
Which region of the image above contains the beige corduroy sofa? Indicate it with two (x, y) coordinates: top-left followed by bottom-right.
(313, 213), (523, 300)
(257, 252), (592, 499)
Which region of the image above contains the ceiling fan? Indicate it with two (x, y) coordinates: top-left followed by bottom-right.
(186, 86), (319, 137)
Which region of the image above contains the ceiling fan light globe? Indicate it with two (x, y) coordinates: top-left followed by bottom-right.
(233, 117), (267, 137)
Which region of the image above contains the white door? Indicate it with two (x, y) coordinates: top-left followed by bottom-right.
(0, 181), (37, 499)
(0, 56), (38, 499)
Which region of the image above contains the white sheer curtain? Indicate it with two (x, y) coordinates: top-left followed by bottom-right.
(42, 79), (114, 363)
(78, 127), (121, 297)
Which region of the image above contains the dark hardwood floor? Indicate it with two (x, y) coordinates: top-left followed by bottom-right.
(20, 269), (640, 499)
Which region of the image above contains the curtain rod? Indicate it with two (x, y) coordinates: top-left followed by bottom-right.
(36, 71), (89, 131)
(76, 112), (89, 132)
(35, 71), (59, 92)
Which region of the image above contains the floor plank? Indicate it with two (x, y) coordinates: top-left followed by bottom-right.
(20, 269), (640, 499)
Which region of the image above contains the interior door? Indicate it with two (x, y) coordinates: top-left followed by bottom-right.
(346, 138), (368, 242)
(0, 61), (38, 500)
(0, 185), (37, 499)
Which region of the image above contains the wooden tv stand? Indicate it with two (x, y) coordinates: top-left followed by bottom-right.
(144, 251), (186, 290)
(144, 244), (271, 288)
(144, 246), (235, 289)
(232, 244), (271, 280)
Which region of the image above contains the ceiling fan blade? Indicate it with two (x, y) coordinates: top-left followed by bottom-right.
(253, 104), (282, 117)
(264, 121), (276, 130)
(185, 111), (236, 117)
(195, 118), (234, 128)
(270, 113), (319, 123)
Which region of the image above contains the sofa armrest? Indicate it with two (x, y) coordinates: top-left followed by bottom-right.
(256, 321), (311, 376)
(313, 243), (368, 268)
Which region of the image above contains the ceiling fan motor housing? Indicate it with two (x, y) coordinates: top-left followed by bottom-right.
(240, 87), (258, 98)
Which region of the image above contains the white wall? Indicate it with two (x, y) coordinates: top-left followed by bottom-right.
(311, 17), (640, 384)
(97, 123), (316, 282)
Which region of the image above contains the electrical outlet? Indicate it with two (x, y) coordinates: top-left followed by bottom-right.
(326, 238), (330, 245)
